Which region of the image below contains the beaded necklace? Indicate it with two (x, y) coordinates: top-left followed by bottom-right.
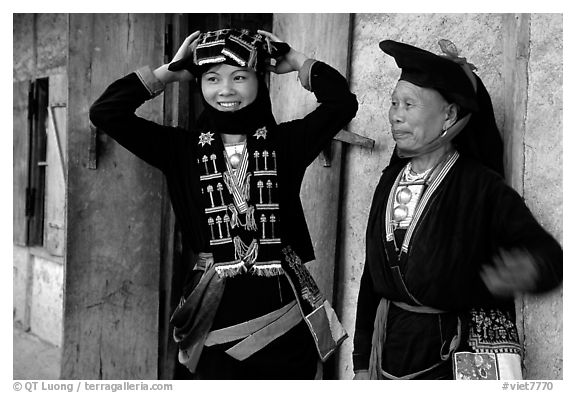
(392, 152), (453, 228)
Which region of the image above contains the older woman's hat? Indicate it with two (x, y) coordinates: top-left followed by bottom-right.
(169, 28), (290, 76)
(379, 40), (479, 112)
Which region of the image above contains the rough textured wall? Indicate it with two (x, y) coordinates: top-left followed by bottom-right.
(13, 247), (31, 326)
(337, 13), (562, 379)
(62, 14), (165, 379)
(13, 13), (67, 82)
(521, 14), (563, 380)
(30, 255), (63, 346)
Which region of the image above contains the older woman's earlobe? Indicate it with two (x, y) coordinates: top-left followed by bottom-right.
(442, 103), (460, 131)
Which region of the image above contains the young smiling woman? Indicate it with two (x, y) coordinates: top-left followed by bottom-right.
(201, 64), (259, 112)
(89, 28), (357, 379)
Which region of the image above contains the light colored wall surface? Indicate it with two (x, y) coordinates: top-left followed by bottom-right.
(30, 255), (64, 346)
(521, 13), (563, 380)
(336, 13), (563, 379)
(13, 246), (31, 327)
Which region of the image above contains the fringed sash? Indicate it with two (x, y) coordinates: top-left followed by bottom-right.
(197, 126), (284, 278)
(172, 246), (348, 371)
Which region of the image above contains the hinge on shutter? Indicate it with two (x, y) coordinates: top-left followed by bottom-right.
(164, 23), (173, 63)
(25, 187), (35, 217)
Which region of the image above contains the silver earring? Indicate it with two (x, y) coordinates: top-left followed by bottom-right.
(440, 125), (448, 138)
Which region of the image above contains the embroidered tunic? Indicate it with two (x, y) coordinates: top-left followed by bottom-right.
(90, 61), (358, 378)
(353, 154), (562, 379)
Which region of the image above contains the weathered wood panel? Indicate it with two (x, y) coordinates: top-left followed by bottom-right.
(36, 13), (67, 76)
(271, 13), (351, 305)
(271, 15), (352, 379)
(13, 14), (35, 82)
(158, 14), (188, 380)
(13, 81), (30, 245)
(44, 74), (67, 256)
(502, 14), (530, 194)
(62, 14), (165, 379)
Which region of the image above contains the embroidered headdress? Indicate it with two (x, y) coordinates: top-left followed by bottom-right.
(169, 28), (290, 76)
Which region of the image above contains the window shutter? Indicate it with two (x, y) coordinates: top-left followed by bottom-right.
(27, 78), (48, 246)
(13, 81), (31, 246)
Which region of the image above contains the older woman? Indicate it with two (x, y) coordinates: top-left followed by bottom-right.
(352, 40), (562, 380)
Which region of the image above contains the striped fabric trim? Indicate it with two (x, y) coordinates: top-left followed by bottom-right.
(204, 205), (228, 214)
(400, 152), (459, 253)
(256, 203), (279, 210)
(229, 34), (256, 51)
(260, 239), (282, 245)
(385, 170), (405, 242)
(210, 238), (233, 246)
(254, 170), (277, 177)
(197, 39), (226, 49)
(200, 173), (222, 181)
(221, 49), (247, 67)
(223, 148), (250, 212)
(197, 56), (226, 66)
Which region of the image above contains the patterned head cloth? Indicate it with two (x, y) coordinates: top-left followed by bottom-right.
(169, 28), (290, 75)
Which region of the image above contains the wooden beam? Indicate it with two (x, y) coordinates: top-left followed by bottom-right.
(334, 130), (375, 149)
(63, 13), (165, 379)
(13, 81), (30, 246)
(502, 13), (530, 194)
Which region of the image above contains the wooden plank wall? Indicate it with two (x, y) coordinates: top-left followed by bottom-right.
(62, 14), (166, 379)
(502, 14), (530, 194)
(44, 74), (68, 256)
(13, 81), (30, 246)
(157, 14), (189, 380)
(271, 14), (352, 378)
(271, 14), (351, 305)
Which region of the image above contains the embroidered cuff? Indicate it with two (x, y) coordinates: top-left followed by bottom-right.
(135, 65), (166, 97)
(297, 58), (316, 91)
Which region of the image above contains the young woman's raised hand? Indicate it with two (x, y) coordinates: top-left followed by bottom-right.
(257, 30), (307, 75)
(168, 30), (202, 81)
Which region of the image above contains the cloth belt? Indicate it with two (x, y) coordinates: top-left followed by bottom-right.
(171, 254), (225, 374)
(205, 299), (302, 361)
(368, 299), (461, 380)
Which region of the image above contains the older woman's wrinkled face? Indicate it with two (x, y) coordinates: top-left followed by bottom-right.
(201, 63), (258, 112)
(389, 80), (450, 152)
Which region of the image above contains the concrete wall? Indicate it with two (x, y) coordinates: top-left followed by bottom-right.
(336, 13), (563, 379)
(13, 13), (68, 347)
(520, 14), (563, 379)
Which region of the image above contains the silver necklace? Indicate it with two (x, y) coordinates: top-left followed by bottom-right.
(224, 141), (246, 169)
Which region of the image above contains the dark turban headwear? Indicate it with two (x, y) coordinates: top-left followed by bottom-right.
(168, 28), (290, 76)
(380, 39), (504, 176)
